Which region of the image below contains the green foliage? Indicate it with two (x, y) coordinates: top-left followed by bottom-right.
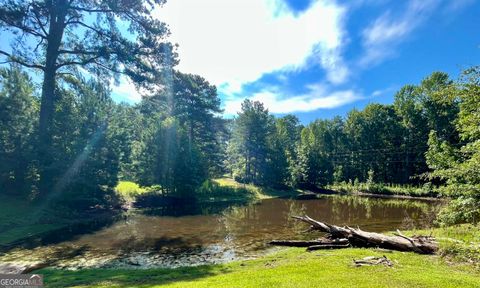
(133, 72), (226, 199)
(115, 181), (147, 202)
(426, 67), (480, 225)
(0, 65), (38, 197)
(227, 99), (274, 185)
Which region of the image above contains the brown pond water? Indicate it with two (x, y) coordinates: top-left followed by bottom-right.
(1, 195), (440, 269)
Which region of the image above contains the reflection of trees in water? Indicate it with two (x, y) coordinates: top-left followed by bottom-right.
(329, 195), (440, 229)
(331, 196), (373, 221)
(218, 199), (311, 249)
(219, 204), (265, 252)
(285, 200), (307, 234)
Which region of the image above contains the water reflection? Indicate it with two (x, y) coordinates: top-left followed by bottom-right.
(0, 195), (441, 269)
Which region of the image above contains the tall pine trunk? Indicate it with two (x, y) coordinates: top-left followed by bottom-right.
(38, 0), (67, 196)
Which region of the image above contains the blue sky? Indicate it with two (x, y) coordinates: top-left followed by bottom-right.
(131, 0), (479, 123)
(1, 0), (478, 124)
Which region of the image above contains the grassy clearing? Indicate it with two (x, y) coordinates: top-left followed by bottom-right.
(211, 178), (300, 200)
(115, 178), (300, 205)
(327, 182), (439, 198)
(41, 243), (480, 288)
(115, 181), (148, 202)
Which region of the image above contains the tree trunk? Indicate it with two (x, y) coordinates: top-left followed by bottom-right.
(38, 0), (68, 196)
(294, 216), (438, 254)
(270, 215), (438, 254)
(269, 238), (349, 247)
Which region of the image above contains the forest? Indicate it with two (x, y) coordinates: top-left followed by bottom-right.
(0, 0), (479, 287)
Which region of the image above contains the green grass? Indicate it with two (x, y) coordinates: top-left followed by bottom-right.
(40, 246), (480, 288)
(115, 178), (298, 204)
(115, 181), (148, 202)
(327, 182), (439, 198)
(212, 178), (300, 200)
(414, 225), (480, 266)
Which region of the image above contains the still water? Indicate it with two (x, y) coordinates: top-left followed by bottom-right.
(2, 196), (440, 269)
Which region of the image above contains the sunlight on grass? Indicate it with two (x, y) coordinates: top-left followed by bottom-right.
(115, 181), (147, 201)
(327, 182), (439, 197)
(212, 178), (299, 200)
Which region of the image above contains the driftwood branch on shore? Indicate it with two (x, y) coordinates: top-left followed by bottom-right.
(353, 256), (394, 267)
(269, 215), (438, 254)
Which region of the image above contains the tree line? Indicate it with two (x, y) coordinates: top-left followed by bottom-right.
(227, 72), (458, 188)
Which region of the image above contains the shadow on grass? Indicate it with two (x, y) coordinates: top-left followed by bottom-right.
(0, 195), (121, 253)
(41, 264), (227, 288)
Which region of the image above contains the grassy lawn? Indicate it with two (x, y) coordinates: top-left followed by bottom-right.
(211, 177), (300, 200)
(38, 225), (480, 288)
(40, 246), (479, 288)
(326, 182), (439, 198)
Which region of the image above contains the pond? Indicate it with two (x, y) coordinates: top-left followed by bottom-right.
(0, 195), (441, 270)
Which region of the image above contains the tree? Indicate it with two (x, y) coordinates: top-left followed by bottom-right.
(343, 104), (403, 183)
(141, 71), (225, 177)
(228, 99), (273, 185)
(0, 0), (176, 195)
(426, 67), (480, 224)
(0, 65), (38, 196)
(294, 119), (339, 188)
(135, 116), (207, 198)
(418, 72), (459, 144)
(394, 85), (430, 183)
(47, 76), (125, 210)
(270, 115), (301, 187)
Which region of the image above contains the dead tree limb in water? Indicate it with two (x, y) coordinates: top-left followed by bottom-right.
(269, 215), (438, 254)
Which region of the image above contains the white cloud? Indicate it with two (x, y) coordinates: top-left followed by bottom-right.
(223, 84), (361, 115)
(359, 0), (439, 67)
(155, 0), (348, 92)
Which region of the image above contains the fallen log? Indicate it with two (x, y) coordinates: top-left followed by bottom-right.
(306, 243), (350, 251)
(291, 215), (438, 254)
(269, 238), (349, 247)
(268, 215), (438, 254)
